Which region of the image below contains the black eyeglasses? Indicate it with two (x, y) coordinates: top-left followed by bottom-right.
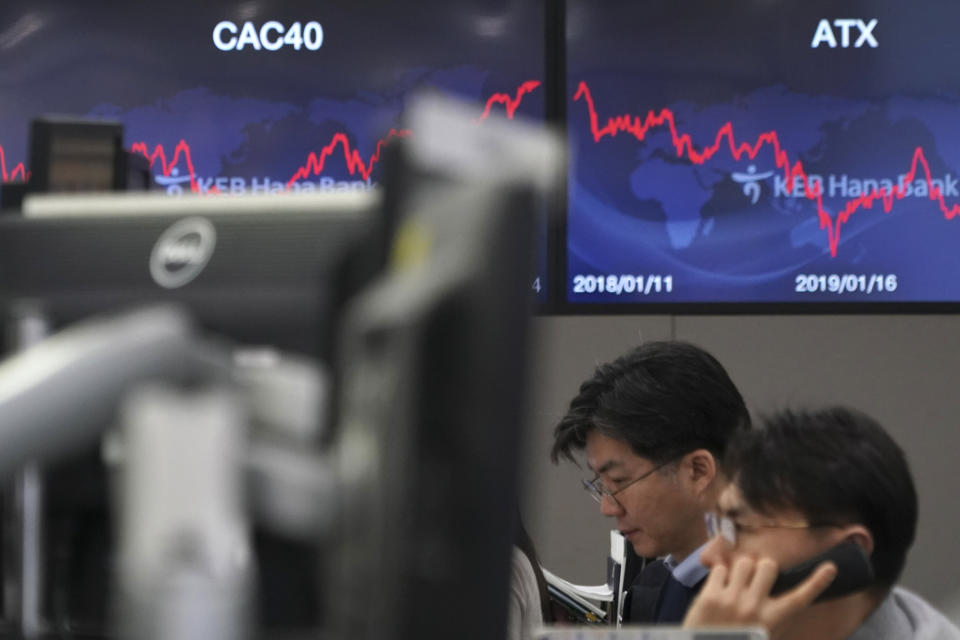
(582, 460), (673, 507)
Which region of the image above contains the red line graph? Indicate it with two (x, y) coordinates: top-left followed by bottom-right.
(0, 144), (28, 182)
(573, 80), (960, 257)
(284, 127), (412, 188)
(125, 80), (543, 194)
(286, 80), (541, 187)
(475, 80), (542, 122)
(130, 140), (205, 193)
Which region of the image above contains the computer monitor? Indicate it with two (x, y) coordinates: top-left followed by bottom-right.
(325, 95), (562, 640)
(0, 2), (544, 192)
(0, 1), (549, 301)
(564, 0), (960, 311)
(0, 189), (387, 634)
(0, 190), (382, 358)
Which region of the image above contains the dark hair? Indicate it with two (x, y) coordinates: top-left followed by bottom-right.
(551, 341), (750, 465)
(725, 406), (918, 588)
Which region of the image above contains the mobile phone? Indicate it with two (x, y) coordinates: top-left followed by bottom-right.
(770, 541), (874, 602)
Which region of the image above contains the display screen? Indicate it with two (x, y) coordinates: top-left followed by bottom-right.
(566, 0), (960, 306)
(0, 0), (547, 299)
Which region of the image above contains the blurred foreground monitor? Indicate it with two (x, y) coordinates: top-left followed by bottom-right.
(325, 93), (561, 640)
(0, 92), (562, 639)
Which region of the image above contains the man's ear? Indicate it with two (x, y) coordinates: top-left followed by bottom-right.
(839, 524), (875, 556)
(683, 449), (717, 495)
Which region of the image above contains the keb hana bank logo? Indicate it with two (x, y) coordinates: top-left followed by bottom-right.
(731, 167), (959, 204)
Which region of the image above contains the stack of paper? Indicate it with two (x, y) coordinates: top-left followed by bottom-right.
(541, 567), (612, 623)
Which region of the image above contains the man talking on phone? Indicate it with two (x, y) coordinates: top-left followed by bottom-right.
(684, 406), (960, 639)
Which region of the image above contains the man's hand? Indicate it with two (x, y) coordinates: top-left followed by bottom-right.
(682, 556), (837, 639)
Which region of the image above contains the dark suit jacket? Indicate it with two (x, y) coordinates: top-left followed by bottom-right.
(623, 558), (706, 624)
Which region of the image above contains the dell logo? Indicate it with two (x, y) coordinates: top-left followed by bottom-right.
(149, 217), (217, 289)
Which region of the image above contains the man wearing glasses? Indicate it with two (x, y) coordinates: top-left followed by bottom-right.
(683, 406), (960, 639)
(551, 341), (750, 623)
